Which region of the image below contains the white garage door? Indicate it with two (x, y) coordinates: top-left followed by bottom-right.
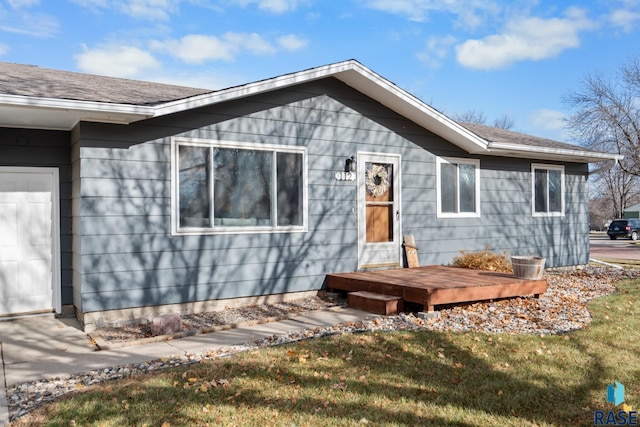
(0, 168), (59, 315)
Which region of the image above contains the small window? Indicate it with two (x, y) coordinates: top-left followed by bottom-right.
(532, 164), (564, 216)
(172, 138), (307, 234)
(436, 157), (480, 218)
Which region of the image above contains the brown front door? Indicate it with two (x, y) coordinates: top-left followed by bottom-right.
(357, 153), (401, 269)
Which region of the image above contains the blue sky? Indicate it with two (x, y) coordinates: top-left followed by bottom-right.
(1, 0), (638, 142)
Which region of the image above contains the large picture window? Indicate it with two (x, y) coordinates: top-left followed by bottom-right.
(532, 164), (564, 216)
(173, 138), (306, 234)
(436, 157), (480, 218)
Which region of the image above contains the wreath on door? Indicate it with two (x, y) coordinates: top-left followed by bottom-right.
(365, 164), (390, 197)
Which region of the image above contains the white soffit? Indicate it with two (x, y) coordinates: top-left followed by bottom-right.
(0, 94), (153, 130)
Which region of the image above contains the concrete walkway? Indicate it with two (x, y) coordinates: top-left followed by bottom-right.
(0, 307), (373, 426)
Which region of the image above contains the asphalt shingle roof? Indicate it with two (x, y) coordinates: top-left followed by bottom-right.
(459, 121), (599, 154)
(0, 61), (612, 160)
(0, 62), (213, 106)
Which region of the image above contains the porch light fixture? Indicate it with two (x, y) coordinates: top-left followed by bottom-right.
(345, 155), (356, 172)
(335, 156), (357, 181)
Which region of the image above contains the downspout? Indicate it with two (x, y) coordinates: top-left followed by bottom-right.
(588, 158), (619, 176)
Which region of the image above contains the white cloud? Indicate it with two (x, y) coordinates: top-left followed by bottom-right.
(362, 0), (438, 22)
(610, 7), (640, 32)
(233, 0), (309, 13)
(416, 35), (456, 69)
(456, 7), (597, 70)
(68, 0), (108, 7)
(151, 34), (243, 63)
(224, 32), (276, 55)
(0, 11), (58, 37)
(360, 0), (500, 28)
(7, 0), (40, 8)
(153, 32), (301, 63)
(530, 109), (569, 138)
(276, 34), (308, 51)
(70, 0), (179, 21)
(0, 43), (9, 55)
(118, 0), (178, 21)
(75, 44), (161, 78)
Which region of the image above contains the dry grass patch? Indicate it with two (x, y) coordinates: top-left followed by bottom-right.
(11, 279), (640, 427)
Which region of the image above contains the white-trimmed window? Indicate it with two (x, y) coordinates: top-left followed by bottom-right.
(172, 138), (307, 234)
(532, 163), (564, 216)
(436, 157), (480, 218)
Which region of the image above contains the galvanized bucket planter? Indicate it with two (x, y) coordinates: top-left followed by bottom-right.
(511, 256), (546, 280)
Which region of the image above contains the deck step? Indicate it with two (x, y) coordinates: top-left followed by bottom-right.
(347, 291), (403, 315)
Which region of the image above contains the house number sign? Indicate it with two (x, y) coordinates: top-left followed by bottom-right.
(334, 171), (356, 181)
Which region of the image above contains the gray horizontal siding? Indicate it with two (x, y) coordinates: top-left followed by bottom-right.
(79, 244), (353, 275)
(401, 152), (589, 267)
(74, 229), (356, 255)
(74, 78), (591, 313)
(80, 273), (343, 312)
(80, 257), (347, 294)
(0, 127), (74, 306)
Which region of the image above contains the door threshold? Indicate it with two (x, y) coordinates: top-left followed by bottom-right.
(358, 262), (400, 271)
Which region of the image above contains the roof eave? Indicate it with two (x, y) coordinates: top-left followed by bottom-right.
(0, 94), (154, 130)
(0, 60), (622, 164)
(487, 141), (624, 163)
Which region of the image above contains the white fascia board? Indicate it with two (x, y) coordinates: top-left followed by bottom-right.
(0, 94), (154, 116)
(153, 61), (362, 116)
(333, 63), (490, 153)
(487, 141), (624, 163)
(0, 94), (154, 130)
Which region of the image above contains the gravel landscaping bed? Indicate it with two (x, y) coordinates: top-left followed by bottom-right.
(90, 294), (347, 346)
(7, 266), (640, 421)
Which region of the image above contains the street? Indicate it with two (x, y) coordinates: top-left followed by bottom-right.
(589, 232), (640, 261)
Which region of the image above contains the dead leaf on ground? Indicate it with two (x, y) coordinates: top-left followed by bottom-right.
(332, 382), (347, 391)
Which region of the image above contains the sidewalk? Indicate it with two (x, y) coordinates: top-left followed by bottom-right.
(0, 307), (373, 426)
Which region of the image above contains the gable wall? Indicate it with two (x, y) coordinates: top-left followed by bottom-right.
(73, 78), (589, 315)
(0, 127), (74, 306)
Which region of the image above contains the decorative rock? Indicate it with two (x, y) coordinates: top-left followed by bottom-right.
(151, 313), (182, 336)
(8, 266), (640, 423)
(417, 311), (441, 320)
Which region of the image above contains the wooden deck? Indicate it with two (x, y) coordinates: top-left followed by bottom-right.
(326, 265), (547, 313)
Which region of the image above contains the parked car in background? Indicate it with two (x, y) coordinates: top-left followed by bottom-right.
(607, 219), (640, 240)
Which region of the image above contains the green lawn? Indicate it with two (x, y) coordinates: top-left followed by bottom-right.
(13, 279), (640, 427)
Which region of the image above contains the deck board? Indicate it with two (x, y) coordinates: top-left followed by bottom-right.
(326, 265), (547, 312)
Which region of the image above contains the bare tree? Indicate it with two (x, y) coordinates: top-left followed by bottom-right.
(588, 197), (609, 229)
(565, 54), (640, 175)
(452, 110), (516, 130)
(565, 53), (640, 223)
(452, 110), (487, 125)
(590, 164), (640, 219)
(492, 114), (516, 130)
